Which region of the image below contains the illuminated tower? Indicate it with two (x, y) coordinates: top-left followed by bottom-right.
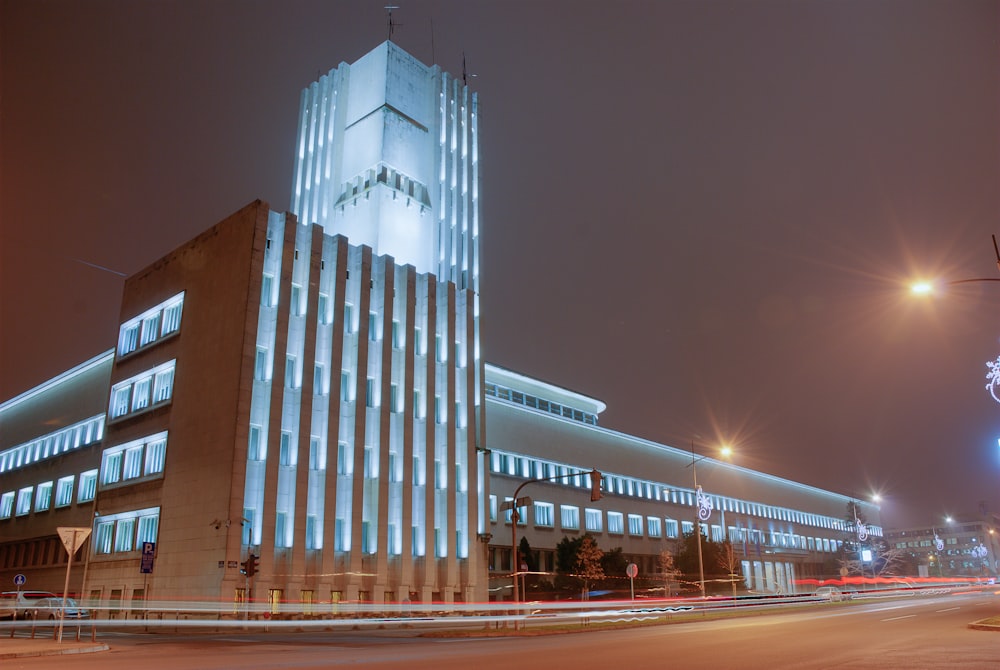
(235, 41), (485, 603)
(291, 41), (480, 295)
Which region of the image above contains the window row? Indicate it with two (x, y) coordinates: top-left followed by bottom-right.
(118, 292), (184, 356)
(93, 508), (160, 555)
(0, 470), (98, 519)
(0, 415), (104, 474)
(487, 449), (876, 535)
(485, 382), (598, 425)
(100, 433), (167, 488)
(487, 496), (851, 554)
(109, 360), (176, 420)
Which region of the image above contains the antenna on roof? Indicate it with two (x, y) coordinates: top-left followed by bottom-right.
(462, 52), (478, 87)
(385, 5), (400, 41)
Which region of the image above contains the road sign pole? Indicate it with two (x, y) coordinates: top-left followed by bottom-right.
(57, 529), (78, 643)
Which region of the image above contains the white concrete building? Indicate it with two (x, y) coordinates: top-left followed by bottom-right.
(0, 41), (889, 611)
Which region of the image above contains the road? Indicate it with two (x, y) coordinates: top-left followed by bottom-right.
(7, 590), (999, 669)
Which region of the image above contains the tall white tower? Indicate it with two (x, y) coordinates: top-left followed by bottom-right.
(291, 41), (480, 294)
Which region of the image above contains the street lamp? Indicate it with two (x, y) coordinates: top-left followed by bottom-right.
(687, 442), (733, 597)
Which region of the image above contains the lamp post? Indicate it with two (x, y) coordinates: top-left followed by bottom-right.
(502, 468), (603, 606)
(687, 442), (732, 597)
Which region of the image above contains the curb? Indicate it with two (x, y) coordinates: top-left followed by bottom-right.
(0, 643), (109, 659)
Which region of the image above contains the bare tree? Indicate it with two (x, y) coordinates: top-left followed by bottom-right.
(657, 549), (681, 597)
(716, 540), (741, 598)
(575, 535), (605, 601)
(839, 538), (905, 581)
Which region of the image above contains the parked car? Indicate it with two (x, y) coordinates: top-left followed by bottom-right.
(814, 586), (846, 602)
(31, 596), (90, 620)
(0, 593), (16, 620)
(1, 590), (58, 619)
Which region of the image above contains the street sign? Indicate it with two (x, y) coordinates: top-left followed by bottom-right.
(13, 574), (25, 586)
(57, 527), (92, 555)
(140, 542), (156, 574)
(626, 562), (638, 601)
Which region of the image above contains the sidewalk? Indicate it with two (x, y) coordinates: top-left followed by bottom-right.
(1, 636), (109, 659)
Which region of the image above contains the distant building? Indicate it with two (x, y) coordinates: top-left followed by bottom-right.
(1, 41), (886, 611)
(885, 518), (1000, 578)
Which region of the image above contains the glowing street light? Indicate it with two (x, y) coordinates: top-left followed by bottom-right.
(687, 441), (734, 597)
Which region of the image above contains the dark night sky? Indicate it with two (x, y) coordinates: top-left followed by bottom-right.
(2, 1), (998, 528)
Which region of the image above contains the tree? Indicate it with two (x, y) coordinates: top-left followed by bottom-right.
(600, 546), (628, 589)
(838, 537), (905, 580)
(518, 536), (538, 595)
(554, 535), (585, 594)
(657, 549), (681, 597)
(575, 535), (605, 600)
(716, 540), (742, 598)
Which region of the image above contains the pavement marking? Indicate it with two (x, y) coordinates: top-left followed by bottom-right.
(881, 614), (917, 622)
(934, 607), (960, 612)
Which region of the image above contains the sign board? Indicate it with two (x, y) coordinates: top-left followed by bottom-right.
(499, 496), (533, 512)
(57, 527), (92, 555)
(13, 574), (25, 586)
(140, 541), (156, 574)
(626, 563), (638, 578)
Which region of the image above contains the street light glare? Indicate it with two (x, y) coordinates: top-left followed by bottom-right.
(719, 445), (733, 459)
(910, 281), (934, 295)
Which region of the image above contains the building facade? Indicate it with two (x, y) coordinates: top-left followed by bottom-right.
(1, 41), (892, 611)
(885, 518), (1000, 579)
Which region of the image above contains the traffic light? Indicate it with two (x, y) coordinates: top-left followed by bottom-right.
(241, 554), (258, 578)
(590, 469), (603, 501)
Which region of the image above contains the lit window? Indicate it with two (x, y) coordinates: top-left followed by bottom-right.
(78, 470), (98, 502)
(314, 364), (326, 395)
(279, 432), (293, 466)
(337, 442), (349, 475)
(628, 514), (643, 536)
(16, 487), (32, 516)
(95, 520), (114, 554)
(291, 285), (303, 316)
(131, 377), (151, 412)
(161, 299), (183, 335)
(55, 477), (74, 507)
(392, 320), (402, 349)
(255, 348), (268, 381)
(123, 446), (143, 480)
(344, 303), (354, 333)
(35, 482), (53, 512)
(608, 512), (624, 535)
(119, 324), (139, 356)
(585, 509), (602, 532)
(153, 367), (174, 403)
(248, 425), (263, 461)
(561, 505), (580, 530)
(261, 274), (275, 307)
(110, 387), (131, 419)
(306, 515), (320, 550)
(309, 437), (323, 470)
(318, 294), (330, 325)
(115, 518), (136, 552)
(145, 438), (166, 475)
(136, 512), (159, 545)
(647, 516), (662, 538)
(101, 451), (123, 485)
(366, 378), (376, 408)
(369, 312), (378, 341)
(0, 492), (13, 518)
(285, 356), (297, 389)
(534, 503), (554, 527)
(140, 313), (160, 346)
